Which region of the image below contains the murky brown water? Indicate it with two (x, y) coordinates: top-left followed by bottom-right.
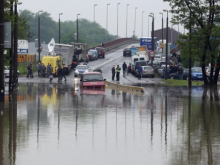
(0, 83), (220, 165)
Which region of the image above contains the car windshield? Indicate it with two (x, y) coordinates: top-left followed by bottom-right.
(125, 48), (130, 51)
(133, 58), (138, 63)
(88, 52), (94, 55)
(155, 55), (161, 59)
(76, 65), (88, 69)
(83, 74), (103, 81)
(192, 68), (202, 72)
(143, 66), (152, 70)
(135, 61), (147, 66)
(96, 48), (104, 51)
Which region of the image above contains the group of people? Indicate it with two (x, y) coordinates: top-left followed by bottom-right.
(37, 63), (53, 78)
(111, 62), (143, 81)
(27, 63), (67, 82)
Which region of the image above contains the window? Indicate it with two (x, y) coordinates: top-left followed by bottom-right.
(83, 74), (103, 81)
(76, 65), (88, 69)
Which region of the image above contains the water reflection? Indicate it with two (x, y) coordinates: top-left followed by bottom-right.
(0, 84), (220, 165)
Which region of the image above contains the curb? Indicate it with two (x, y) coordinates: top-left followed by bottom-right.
(105, 80), (145, 96)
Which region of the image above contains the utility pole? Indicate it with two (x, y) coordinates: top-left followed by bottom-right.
(9, 0), (14, 90)
(0, 0), (5, 102)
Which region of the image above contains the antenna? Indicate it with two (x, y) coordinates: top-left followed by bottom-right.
(48, 38), (55, 55)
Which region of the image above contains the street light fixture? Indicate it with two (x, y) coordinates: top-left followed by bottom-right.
(59, 13), (63, 44)
(149, 13), (154, 52)
(94, 4), (97, 22)
(106, 4), (110, 42)
(14, 1), (22, 84)
(37, 10), (43, 63)
(117, 3), (120, 39)
(77, 14), (80, 43)
(142, 11), (145, 37)
(163, 9), (169, 80)
(134, 7), (138, 38)
(159, 12), (163, 44)
(126, 4), (129, 38)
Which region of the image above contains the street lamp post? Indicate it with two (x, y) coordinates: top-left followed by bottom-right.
(149, 13), (154, 51)
(106, 4), (110, 42)
(159, 12), (163, 44)
(37, 10), (43, 63)
(126, 4), (129, 38)
(14, 1), (22, 84)
(163, 9), (169, 80)
(117, 3), (120, 39)
(77, 14), (80, 43)
(134, 7), (137, 38)
(142, 11), (145, 37)
(94, 4), (97, 22)
(148, 15), (150, 37)
(59, 13), (63, 44)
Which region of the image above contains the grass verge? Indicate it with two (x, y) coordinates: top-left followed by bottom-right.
(162, 79), (204, 86)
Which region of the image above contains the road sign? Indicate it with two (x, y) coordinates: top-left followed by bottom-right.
(148, 50), (155, 58)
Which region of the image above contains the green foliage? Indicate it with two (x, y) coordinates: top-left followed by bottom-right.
(165, 0), (220, 85)
(20, 10), (116, 47)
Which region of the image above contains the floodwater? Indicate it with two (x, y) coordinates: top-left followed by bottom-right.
(0, 83), (220, 165)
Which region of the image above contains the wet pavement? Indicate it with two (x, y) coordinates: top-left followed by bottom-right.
(1, 83), (220, 165)
(1, 45), (220, 165)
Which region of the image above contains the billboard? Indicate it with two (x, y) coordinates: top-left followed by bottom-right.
(140, 37), (157, 51)
(18, 40), (28, 54)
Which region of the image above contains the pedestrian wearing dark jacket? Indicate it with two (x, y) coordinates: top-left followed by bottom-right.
(26, 63), (33, 78)
(122, 62), (127, 77)
(112, 65), (115, 81)
(178, 66), (183, 80)
(61, 66), (67, 81)
(57, 65), (63, 82)
(137, 64), (143, 80)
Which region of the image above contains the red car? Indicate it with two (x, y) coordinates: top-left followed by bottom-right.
(95, 47), (105, 58)
(80, 72), (105, 90)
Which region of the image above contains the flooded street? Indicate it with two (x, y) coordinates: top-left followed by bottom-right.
(1, 83), (220, 165)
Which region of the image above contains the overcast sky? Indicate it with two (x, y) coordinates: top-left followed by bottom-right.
(18, 0), (184, 39)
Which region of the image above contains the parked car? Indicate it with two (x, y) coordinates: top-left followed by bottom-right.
(74, 65), (91, 77)
(87, 49), (98, 61)
(123, 48), (132, 56)
(191, 67), (203, 80)
(80, 72), (105, 90)
(4, 66), (19, 77)
(169, 69), (189, 80)
(131, 60), (147, 75)
(154, 54), (162, 61)
(140, 66), (155, 78)
(95, 47), (105, 58)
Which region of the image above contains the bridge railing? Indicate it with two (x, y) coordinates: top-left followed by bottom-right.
(88, 38), (139, 52)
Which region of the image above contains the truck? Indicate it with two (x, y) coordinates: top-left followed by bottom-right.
(55, 42), (88, 69)
(140, 37), (157, 51)
(130, 55), (147, 74)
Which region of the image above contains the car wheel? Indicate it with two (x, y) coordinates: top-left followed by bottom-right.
(170, 76), (174, 79)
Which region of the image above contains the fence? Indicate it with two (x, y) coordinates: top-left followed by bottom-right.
(17, 54), (37, 75)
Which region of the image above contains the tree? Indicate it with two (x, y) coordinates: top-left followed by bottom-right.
(165, 0), (220, 85)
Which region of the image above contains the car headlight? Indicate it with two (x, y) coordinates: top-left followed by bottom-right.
(75, 70), (79, 74)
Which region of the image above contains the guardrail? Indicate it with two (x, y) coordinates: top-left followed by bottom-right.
(104, 39), (139, 52)
(105, 80), (145, 96)
(88, 38), (139, 52)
